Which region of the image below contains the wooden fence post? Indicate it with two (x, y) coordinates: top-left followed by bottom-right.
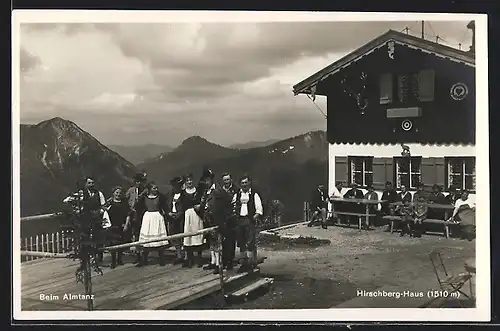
(56, 232), (61, 253)
(51, 233), (55, 253)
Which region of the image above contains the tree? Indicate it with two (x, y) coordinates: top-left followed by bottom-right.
(60, 189), (106, 310)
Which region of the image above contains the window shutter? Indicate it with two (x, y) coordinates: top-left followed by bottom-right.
(421, 157), (437, 190)
(435, 157), (445, 188)
(372, 158), (386, 190)
(418, 69), (435, 102)
(384, 157), (394, 185)
(335, 156), (348, 183)
(379, 73), (393, 104)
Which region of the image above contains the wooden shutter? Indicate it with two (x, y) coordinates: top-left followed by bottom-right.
(421, 157), (444, 190)
(335, 156), (348, 183)
(372, 158), (386, 190)
(435, 157), (445, 188)
(418, 69), (435, 102)
(379, 73), (393, 104)
(385, 157), (394, 185)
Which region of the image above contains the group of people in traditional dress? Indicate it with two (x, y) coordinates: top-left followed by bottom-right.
(307, 180), (476, 239)
(63, 168), (265, 274)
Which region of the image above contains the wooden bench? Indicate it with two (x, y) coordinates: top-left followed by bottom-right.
(383, 215), (451, 238)
(332, 212), (377, 230)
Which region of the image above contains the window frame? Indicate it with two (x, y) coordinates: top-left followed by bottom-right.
(347, 156), (374, 188)
(395, 69), (435, 105)
(445, 156), (476, 193)
(393, 156), (422, 190)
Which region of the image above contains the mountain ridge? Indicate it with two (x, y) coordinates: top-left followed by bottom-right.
(20, 117), (138, 216)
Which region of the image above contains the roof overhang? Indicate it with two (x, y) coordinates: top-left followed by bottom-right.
(293, 30), (475, 96)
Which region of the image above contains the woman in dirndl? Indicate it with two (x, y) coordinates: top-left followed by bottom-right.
(105, 186), (132, 268)
(179, 173), (205, 268)
(135, 181), (169, 267)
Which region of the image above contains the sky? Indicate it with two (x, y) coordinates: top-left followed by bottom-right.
(19, 18), (473, 147)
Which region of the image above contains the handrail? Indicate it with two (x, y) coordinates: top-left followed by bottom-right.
(21, 212), (64, 222)
(20, 226), (219, 258)
(20, 251), (69, 258)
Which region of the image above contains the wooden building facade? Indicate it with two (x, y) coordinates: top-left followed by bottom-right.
(293, 28), (476, 200)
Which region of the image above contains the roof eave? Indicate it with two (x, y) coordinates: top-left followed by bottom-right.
(292, 29), (475, 96)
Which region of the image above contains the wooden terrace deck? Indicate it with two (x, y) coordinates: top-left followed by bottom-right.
(21, 254), (252, 311)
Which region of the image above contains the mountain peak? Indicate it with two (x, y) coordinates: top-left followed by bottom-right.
(181, 135), (209, 145)
(36, 117), (81, 132)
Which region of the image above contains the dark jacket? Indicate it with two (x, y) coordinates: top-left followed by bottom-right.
(310, 187), (328, 210)
(166, 190), (184, 219)
(398, 191), (412, 203)
(344, 188), (364, 199)
(428, 192), (447, 204)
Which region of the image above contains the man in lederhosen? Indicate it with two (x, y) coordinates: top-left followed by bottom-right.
(166, 177), (185, 265)
(81, 175), (108, 263)
(221, 172), (239, 270)
(198, 168), (224, 274)
(232, 174), (264, 273)
(125, 172), (147, 263)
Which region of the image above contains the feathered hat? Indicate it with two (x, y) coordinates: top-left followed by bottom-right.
(201, 166), (215, 180)
(170, 176), (184, 187)
(133, 172), (147, 182)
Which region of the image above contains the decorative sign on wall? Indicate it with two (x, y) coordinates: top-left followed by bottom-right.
(450, 82), (468, 101)
(401, 119), (413, 131)
(387, 41), (395, 59)
(340, 72), (369, 114)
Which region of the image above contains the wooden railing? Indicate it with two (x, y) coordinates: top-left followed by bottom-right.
(21, 230), (74, 262)
(20, 212), (72, 262)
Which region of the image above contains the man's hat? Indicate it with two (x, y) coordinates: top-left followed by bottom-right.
(201, 167), (215, 180)
(170, 176), (184, 187)
(134, 172), (147, 181)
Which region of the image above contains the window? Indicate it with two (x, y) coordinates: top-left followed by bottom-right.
(394, 157), (422, 189)
(397, 69), (435, 104)
(379, 73), (393, 104)
(446, 157), (476, 192)
(348, 156), (373, 187)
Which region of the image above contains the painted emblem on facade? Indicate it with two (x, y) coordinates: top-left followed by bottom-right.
(401, 119), (413, 131)
(387, 41), (395, 59)
(450, 82), (468, 101)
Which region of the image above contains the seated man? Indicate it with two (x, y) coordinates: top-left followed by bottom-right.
(445, 184), (461, 205)
(412, 182), (428, 202)
(363, 185), (379, 228)
(412, 195), (428, 238)
(452, 190), (476, 240)
(343, 183), (364, 225)
(397, 199), (414, 237)
(329, 181), (347, 224)
(308, 183), (328, 229)
(427, 184), (447, 219)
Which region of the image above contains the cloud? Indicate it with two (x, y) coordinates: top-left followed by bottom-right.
(18, 20), (473, 146)
(20, 47), (41, 72)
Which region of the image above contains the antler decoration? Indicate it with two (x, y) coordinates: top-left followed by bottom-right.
(340, 72), (369, 114)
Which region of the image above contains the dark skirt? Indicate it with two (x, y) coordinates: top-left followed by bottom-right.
(106, 225), (132, 246)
